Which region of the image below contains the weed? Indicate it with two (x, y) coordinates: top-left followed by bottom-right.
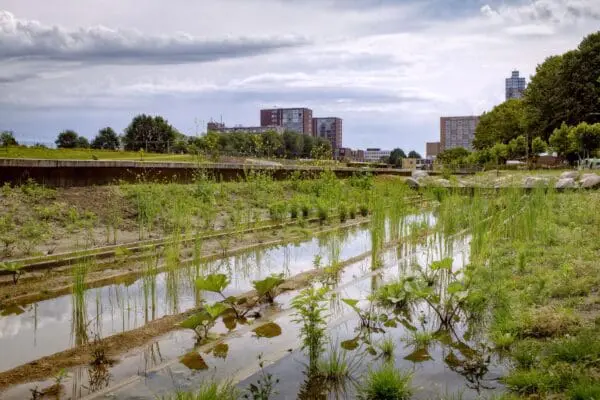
(292, 286), (329, 376)
(359, 204), (369, 217)
(252, 274), (285, 304)
(243, 354), (279, 400)
(357, 363), (412, 400)
(377, 337), (396, 362)
(166, 380), (239, 400)
(339, 203), (348, 223)
(0, 262), (24, 284)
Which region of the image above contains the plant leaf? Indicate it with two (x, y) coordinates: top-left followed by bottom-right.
(195, 273), (230, 293)
(252, 274), (285, 297)
(205, 303), (229, 319)
(430, 258), (453, 271)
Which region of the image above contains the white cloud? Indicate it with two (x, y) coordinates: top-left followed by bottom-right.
(0, 10), (308, 64)
(0, 0), (598, 153)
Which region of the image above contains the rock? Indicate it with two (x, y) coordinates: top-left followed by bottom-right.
(405, 177), (420, 189)
(523, 176), (549, 189)
(411, 170), (429, 180)
(434, 178), (451, 188)
(580, 174), (600, 189)
(555, 178), (577, 189)
(560, 171), (578, 180)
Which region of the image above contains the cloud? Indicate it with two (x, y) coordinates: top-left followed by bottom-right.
(0, 10), (309, 64)
(480, 0), (600, 24)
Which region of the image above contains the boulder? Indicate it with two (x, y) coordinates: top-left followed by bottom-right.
(523, 176), (549, 189)
(405, 177), (420, 189)
(560, 171), (578, 180)
(555, 178), (577, 190)
(434, 178), (451, 188)
(411, 170), (429, 180)
(580, 174), (600, 189)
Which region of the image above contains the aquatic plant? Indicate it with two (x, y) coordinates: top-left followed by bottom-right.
(357, 363), (412, 400)
(341, 298), (382, 331)
(0, 261), (24, 284)
(252, 273), (285, 304)
(243, 354), (279, 400)
(292, 286), (329, 376)
(166, 380), (239, 400)
(377, 337), (396, 362)
(180, 303), (229, 340)
(195, 273), (247, 318)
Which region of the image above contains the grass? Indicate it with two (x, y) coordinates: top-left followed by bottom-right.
(357, 363), (412, 400)
(377, 336), (396, 361)
(165, 380), (238, 400)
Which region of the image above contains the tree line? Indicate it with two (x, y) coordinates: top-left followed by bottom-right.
(2, 114), (333, 160)
(439, 31), (600, 166)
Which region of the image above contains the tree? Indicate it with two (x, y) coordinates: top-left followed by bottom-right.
(549, 123), (572, 159)
(56, 130), (80, 149)
(311, 138), (332, 160)
(282, 131), (304, 159)
(388, 148), (406, 166)
(302, 135), (315, 158)
(91, 127), (120, 150)
(436, 147), (470, 165)
(122, 114), (178, 153)
(531, 137), (548, 155)
(508, 135), (527, 159)
(523, 55), (565, 141)
(0, 131), (17, 146)
(474, 99), (526, 149)
(408, 150), (422, 159)
(568, 122), (600, 159)
(76, 136), (90, 149)
(261, 130), (284, 158)
(490, 143), (510, 165)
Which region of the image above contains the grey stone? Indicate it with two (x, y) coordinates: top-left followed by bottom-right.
(560, 171), (578, 180)
(405, 177), (420, 189)
(523, 176), (549, 189)
(434, 178), (451, 187)
(555, 178), (577, 189)
(411, 170), (429, 180)
(580, 174), (600, 189)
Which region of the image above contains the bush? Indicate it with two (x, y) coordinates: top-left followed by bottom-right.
(268, 202), (287, 223)
(301, 203), (310, 218)
(317, 202), (329, 224)
(339, 203), (348, 223)
(289, 203), (299, 220)
(357, 363), (412, 400)
(359, 204), (369, 217)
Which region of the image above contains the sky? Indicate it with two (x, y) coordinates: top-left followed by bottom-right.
(1, 0), (599, 154)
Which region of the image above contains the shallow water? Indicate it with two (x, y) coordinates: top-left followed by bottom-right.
(2, 232), (507, 400)
(0, 213), (432, 373)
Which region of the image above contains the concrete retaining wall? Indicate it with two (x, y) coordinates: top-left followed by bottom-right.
(0, 159), (414, 187)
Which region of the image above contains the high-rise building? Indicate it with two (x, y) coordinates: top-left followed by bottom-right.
(260, 108), (313, 135)
(440, 116), (480, 151)
(505, 70), (527, 100)
(312, 117), (343, 150)
(426, 142), (441, 159)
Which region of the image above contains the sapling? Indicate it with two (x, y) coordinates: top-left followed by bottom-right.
(180, 302), (229, 340)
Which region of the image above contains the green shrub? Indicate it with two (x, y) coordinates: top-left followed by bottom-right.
(359, 204), (369, 217)
(289, 203), (299, 220)
(339, 203), (348, 223)
(357, 363), (412, 400)
(317, 202), (329, 224)
(268, 202), (287, 223)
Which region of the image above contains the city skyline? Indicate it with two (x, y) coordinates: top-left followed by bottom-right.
(1, 1), (599, 154)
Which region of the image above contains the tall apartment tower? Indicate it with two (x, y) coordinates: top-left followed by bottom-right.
(440, 116), (480, 151)
(260, 108), (313, 135)
(312, 117), (343, 150)
(505, 70), (527, 100)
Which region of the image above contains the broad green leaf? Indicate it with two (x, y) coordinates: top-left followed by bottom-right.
(447, 282), (465, 295)
(341, 298), (360, 311)
(205, 303), (229, 319)
(195, 273), (230, 293)
(430, 258), (453, 271)
(180, 311), (211, 330)
(252, 274), (285, 296)
(180, 351), (208, 370)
